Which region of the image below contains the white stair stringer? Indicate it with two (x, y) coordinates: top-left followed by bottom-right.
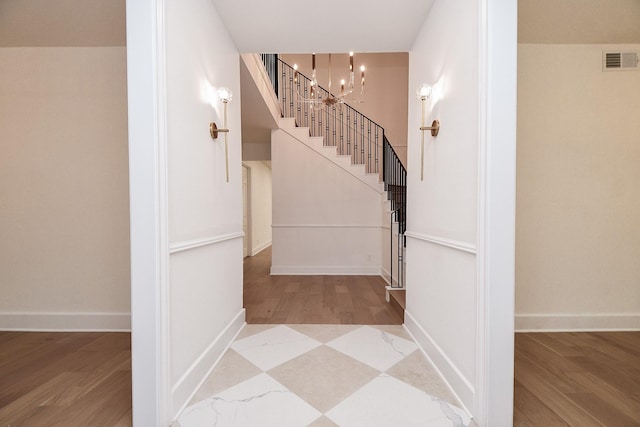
(278, 117), (384, 194)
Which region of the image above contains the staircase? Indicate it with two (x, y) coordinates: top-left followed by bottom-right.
(260, 54), (407, 292)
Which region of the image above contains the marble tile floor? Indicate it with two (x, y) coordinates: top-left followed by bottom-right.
(174, 324), (474, 427)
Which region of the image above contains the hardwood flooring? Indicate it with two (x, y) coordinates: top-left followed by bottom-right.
(4, 254), (638, 426)
(243, 247), (402, 324)
(0, 331), (131, 426)
(514, 331), (640, 426)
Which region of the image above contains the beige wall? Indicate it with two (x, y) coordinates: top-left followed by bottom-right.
(0, 47), (130, 327)
(516, 44), (640, 330)
(280, 53), (409, 166)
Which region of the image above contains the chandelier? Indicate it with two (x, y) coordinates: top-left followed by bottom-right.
(293, 52), (365, 109)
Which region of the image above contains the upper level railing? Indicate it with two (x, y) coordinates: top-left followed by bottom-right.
(277, 58), (383, 174)
(260, 54), (279, 96)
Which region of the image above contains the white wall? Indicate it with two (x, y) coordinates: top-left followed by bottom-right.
(165, 0), (244, 416)
(405, 0), (516, 425)
(127, 0), (244, 423)
(0, 47), (130, 330)
(406, 0), (479, 411)
(271, 128), (382, 275)
(244, 161), (273, 255)
(516, 44), (640, 331)
(242, 142), (271, 161)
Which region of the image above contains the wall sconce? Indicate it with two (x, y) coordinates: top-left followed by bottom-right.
(417, 83), (440, 181)
(210, 87), (232, 182)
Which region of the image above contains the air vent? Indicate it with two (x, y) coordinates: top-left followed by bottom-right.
(603, 51), (639, 71)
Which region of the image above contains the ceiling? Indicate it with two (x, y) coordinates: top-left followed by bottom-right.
(210, 0), (435, 53)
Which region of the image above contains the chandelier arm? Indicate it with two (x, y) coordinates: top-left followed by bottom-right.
(289, 53), (364, 111)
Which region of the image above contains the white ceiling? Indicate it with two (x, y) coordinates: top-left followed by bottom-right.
(209, 0), (435, 53)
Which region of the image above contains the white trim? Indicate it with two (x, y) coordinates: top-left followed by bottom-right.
(405, 231), (477, 254)
(169, 232), (244, 254)
(156, 0), (172, 420)
(475, 0), (489, 423)
(404, 311), (474, 417)
(474, 0), (518, 425)
(0, 312), (131, 332)
(251, 240), (272, 256)
(171, 309), (246, 419)
(242, 163), (252, 258)
(515, 313), (640, 332)
(272, 224), (382, 229)
(126, 0), (171, 423)
(270, 265), (381, 275)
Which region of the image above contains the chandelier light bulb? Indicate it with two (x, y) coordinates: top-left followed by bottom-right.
(292, 52), (367, 110)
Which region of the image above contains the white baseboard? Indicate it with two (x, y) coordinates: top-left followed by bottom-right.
(0, 311), (131, 332)
(270, 265), (381, 275)
(251, 241), (272, 256)
(515, 313), (640, 332)
(404, 310), (474, 416)
(171, 309), (246, 419)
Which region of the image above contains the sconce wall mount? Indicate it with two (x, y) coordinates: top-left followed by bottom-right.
(420, 119), (440, 137)
(210, 87), (232, 182)
(417, 83), (441, 181)
(209, 122), (229, 139)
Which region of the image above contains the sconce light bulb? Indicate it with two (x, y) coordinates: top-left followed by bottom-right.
(217, 87), (232, 103)
(293, 64), (298, 71)
(417, 83), (432, 100)
(360, 65), (365, 72)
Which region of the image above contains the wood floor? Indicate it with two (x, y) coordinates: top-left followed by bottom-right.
(243, 246), (402, 324)
(514, 331), (640, 426)
(3, 253), (639, 426)
(0, 331), (131, 426)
